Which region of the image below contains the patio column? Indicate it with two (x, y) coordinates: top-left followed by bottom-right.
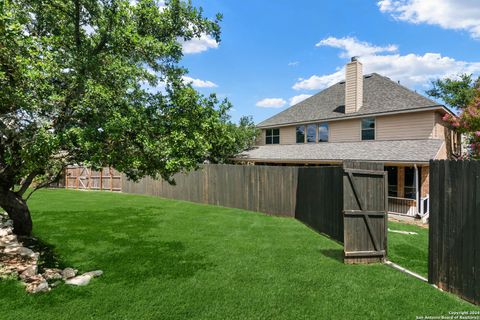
(421, 166), (429, 197)
(415, 164), (420, 212)
(397, 166), (405, 198)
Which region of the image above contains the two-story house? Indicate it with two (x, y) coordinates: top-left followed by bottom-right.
(236, 58), (460, 220)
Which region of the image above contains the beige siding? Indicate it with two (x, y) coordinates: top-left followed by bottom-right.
(432, 111), (456, 141)
(256, 130), (266, 146)
(280, 126), (296, 144)
(433, 112), (445, 139)
(376, 111), (435, 140)
(258, 110), (449, 146)
(330, 119), (361, 142)
(435, 142), (448, 160)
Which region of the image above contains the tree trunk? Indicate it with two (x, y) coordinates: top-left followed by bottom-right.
(0, 190), (32, 236)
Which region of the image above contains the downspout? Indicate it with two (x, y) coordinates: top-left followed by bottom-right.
(414, 164), (420, 215)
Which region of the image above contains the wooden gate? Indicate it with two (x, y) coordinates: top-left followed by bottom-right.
(65, 166), (122, 191)
(343, 161), (388, 264)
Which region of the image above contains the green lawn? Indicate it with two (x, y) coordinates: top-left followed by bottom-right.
(388, 221), (429, 277)
(0, 189), (477, 319)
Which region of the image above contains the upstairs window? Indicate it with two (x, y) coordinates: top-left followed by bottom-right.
(265, 128), (280, 144)
(306, 124), (316, 143)
(318, 123), (329, 142)
(296, 126), (305, 143)
(361, 117), (375, 141)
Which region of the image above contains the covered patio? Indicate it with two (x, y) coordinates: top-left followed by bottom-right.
(385, 165), (429, 219)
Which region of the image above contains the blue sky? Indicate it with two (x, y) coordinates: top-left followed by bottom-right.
(179, 0), (480, 123)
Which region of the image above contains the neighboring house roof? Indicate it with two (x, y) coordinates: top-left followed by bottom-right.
(258, 73), (447, 128)
(237, 139), (444, 164)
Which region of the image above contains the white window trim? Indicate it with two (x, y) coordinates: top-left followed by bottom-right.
(361, 117), (376, 141)
(265, 128), (280, 144)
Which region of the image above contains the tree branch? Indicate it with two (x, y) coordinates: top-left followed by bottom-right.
(24, 166), (65, 202)
(15, 171), (38, 196)
(74, 0), (81, 49)
(91, 4), (117, 56)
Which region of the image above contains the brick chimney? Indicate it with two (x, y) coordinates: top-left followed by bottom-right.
(345, 57), (363, 113)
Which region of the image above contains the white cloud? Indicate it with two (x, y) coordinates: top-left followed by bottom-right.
(293, 37), (480, 91)
(181, 34), (218, 54)
(378, 0), (480, 39)
(256, 98), (287, 108)
(293, 72), (344, 91)
(289, 94), (313, 106)
(316, 37), (398, 58)
(182, 76), (218, 88)
(288, 61), (300, 67)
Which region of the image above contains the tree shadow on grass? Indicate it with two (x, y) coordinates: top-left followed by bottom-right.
(319, 249), (344, 263)
(19, 236), (67, 272)
(93, 239), (215, 281)
(33, 208), (215, 282)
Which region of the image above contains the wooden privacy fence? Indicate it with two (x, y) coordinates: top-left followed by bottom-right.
(123, 164), (299, 217)
(429, 160), (480, 305)
(65, 167), (122, 191)
(123, 164), (345, 241)
(295, 166), (344, 242)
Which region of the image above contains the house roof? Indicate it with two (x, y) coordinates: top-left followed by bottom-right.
(236, 139), (444, 164)
(258, 73), (446, 128)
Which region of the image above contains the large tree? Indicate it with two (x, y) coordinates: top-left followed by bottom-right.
(426, 74), (480, 158)
(426, 74), (480, 110)
(0, 0), (254, 236)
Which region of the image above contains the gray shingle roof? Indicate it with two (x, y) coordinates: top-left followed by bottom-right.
(258, 73), (442, 128)
(237, 139), (444, 163)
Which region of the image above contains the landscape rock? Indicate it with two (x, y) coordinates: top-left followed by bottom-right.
(20, 265), (37, 279)
(65, 274), (93, 286)
(34, 281), (50, 293)
(0, 220), (13, 228)
(0, 240), (10, 247)
(3, 246), (36, 258)
(65, 270), (103, 286)
(27, 280), (49, 293)
(0, 228), (12, 237)
(83, 270), (103, 278)
(62, 268), (77, 280)
(43, 268), (63, 281)
(0, 234), (17, 243)
(0, 216), (101, 293)
(23, 274), (44, 283)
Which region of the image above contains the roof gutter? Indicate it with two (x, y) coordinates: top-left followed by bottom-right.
(233, 158), (431, 166)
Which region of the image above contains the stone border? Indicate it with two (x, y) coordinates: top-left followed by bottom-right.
(0, 212), (102, 293)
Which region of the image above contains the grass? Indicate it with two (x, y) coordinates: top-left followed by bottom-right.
(0, 189), (477, 319)
(388, 221), (429, 277)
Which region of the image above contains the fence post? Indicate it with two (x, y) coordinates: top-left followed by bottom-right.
(65, 168), (69, 190)
(109, 167), (113, 192)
